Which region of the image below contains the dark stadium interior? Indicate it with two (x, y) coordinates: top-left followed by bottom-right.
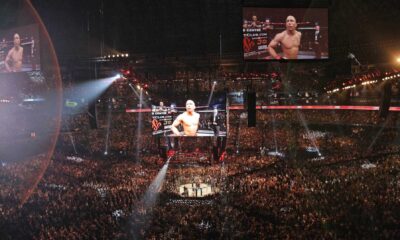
(1, 0), (400, 239)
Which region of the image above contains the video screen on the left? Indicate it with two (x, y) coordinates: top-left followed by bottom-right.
(151, 92), (227, 137)
(0, 24), (40, 73)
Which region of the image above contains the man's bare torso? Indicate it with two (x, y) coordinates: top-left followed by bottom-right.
(6, 47), (23, 72)
(179, 112), (200, 136)
(275, 30), (301, 59)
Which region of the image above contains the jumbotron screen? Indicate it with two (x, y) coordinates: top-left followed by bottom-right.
(151, 92), (227, 137)
(243, 7), (328, 61)
(0, 24), (40, 73)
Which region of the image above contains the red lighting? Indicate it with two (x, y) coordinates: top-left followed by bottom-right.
(167, 150), (176, 157)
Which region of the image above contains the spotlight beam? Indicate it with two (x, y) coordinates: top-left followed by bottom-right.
(207, 81), (217, 107)
(65, 120), (78, 154)
(282, 76), (322, 157)
(129, 157), (171, 237)
(104, 98), (112, 155)
(135, 89), (143, 162)
(144, 157), (171, 201)
(129, 84), (149, 108)
(63, 75), (117, 113)
(367, 117), (390, 152)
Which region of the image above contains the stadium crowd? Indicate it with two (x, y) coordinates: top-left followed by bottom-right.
(1, 107), (400, 239)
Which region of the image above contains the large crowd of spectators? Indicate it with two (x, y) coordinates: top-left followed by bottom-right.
(2, 82), (400, 238)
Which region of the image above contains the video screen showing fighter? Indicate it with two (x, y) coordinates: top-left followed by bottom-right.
(0, 24), (40, 73)
(151, 92), (227, 137)
(243, 7), (328, 60)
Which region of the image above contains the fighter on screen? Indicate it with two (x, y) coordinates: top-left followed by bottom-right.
(268, 15), (301, 60)
(170, 100), (200, 136)
(5, 33), (23, 72)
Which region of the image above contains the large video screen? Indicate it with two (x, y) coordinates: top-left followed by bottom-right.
(243, 7), (328, 60)
(0, 24), (40, 73)
(151, 92), (227, 137)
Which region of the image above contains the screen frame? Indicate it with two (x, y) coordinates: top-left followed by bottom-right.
(0, 23), (41, 74)
(241, 5), (330, 63)
(151, 92), (228, 138)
